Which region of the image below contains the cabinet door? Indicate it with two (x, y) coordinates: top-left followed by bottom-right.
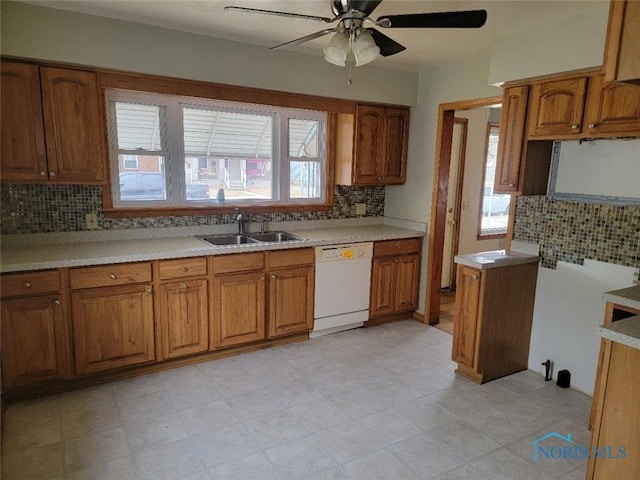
(452, 266), (481, 368)
(528, 77), (588, 138)
(158, 279), (208, 360)
(40, 67), (106, 183)
(603, 0), (640, 84)
(71, 283), (155, 375)
(382, 108), (409, 184)
(0, 62), (47, 182)
(394, 255), (420, 313)
(370, 257), (396, 317)
(268, 265), (314, 338)
(211, 271), (266, 348)
(495, 86), (528, 192)
(353, 105), (385, 184)
(583, 75), (640, 136)
(1, 295), (68, 389)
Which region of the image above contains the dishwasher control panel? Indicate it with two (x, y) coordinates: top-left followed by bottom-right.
(315, 242), (373, 263)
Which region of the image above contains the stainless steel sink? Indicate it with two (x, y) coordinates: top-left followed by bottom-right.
(248, 231), (304, 243)
(197, 231), (304, 246)
(197, 234), (261, 246)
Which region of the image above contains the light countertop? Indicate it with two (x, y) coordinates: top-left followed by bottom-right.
(0, 224), (424, 273)
(598, 315), (640, 350)
(454, 250), (540, 270)
(603, 285), (640, 311)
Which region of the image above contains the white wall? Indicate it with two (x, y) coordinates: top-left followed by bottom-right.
(528, 260), (636, 395)
(455, 108), (505, 255)
(0, 1), (418, 106)
(488, 3), (609, 85)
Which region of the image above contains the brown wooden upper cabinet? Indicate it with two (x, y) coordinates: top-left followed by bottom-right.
(603, 0), (640, 85)
(527, 74), (640, 140)
(0, 61), (106, 183)
(335, 104), (409, 186)
(494, 85), (529, 192)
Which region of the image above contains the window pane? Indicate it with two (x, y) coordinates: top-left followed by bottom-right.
(290, 161), (321, 199)
(289, 119), (319, 158)
(118, 155), (166, 201)
(115, 103), (162, 151)
(480, 125), (509, 235)
(183, 107), (273, 201)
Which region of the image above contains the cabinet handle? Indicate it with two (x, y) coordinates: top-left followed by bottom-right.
(146, 288), (152, 294)
(24, 282), (31, 288)
(508, 183), (516, 187)
(588, 123), (596, 129)
(181, 283), (189, 289)
(261, 275), (266, 281)
(182, 266), (189, 272)
(571, 124), (580, 130)
(471, 275), (479, 280)
(109, 274), (117, 279)
(54, 299), (61, 305)
(271, 274), (276, 279)
(49, 171), (57, 177)
(39, 171), (47, 177)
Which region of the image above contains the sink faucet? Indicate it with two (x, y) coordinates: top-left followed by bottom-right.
(236, 213), (246, 235)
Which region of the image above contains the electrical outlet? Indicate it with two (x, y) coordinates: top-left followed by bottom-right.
(85, 213), (99, 230)
(355, 203), (366, 215)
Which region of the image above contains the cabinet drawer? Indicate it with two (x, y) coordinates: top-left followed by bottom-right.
(1, 270), (61, 298)
(211, 252), (264, 275)
(158, 257), (207, 280)
(374, 238), (422, 257)
(268, 248), (314, 269)
(70, 262), (152, 289)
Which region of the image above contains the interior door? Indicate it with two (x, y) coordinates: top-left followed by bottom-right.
(441, 119), (467, 290)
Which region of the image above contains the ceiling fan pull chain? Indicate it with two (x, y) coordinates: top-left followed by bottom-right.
(348, 61), (353, 85)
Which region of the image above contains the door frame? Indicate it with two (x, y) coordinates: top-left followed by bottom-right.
(425, 96), (502, 325)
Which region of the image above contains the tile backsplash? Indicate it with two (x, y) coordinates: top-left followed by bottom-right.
(514, 196), (640, 269)
(0, 184), (384, 234)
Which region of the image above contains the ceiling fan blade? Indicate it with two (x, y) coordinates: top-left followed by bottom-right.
(377, 10), (487, 28)
(367, 28), (406, 57)
(348, 0), (383, 16)
(224, 6), (335, 23)
(269, 28), (337, 50)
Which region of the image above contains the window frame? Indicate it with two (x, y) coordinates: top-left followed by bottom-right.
(100, 73), (343, 218)
(477, 122), (510, 239)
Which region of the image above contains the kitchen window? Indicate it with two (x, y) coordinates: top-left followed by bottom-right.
(479, 123), (510, 237)
(106, 90), (327, 209)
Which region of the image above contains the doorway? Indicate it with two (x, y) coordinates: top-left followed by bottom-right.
(425, 96), (503, 326)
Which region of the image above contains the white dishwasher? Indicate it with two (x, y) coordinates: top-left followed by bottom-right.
(311, 242), (373, 338)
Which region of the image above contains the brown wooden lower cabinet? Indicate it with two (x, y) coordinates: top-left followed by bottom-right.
(71, 283), (155, 375)
(452, 262), (538, 384)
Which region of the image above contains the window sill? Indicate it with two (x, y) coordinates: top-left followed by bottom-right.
(477, 232), (507, 240)
(102, 202), (334, 218)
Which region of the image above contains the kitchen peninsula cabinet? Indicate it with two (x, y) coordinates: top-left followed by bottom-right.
(452, 257), (539, 384)
(0, 61), (106, 183)
(70, 263), (155, 375)
(267, 248), (314, 338)
(335, 104), (409, 186)
(0, 270), (70, 390)
(603, 0), (640, 84)
(210, 252), (266, 348)
(156, 257), (209, 360)
(369, 238), (421, 324)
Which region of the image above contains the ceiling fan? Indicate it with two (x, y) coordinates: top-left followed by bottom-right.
(225, 0), (487, 67)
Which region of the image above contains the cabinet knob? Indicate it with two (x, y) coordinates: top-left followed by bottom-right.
(271, 274), (276, 279)
(181, 283), (189, 289)
(24, 282), (31, 288)
(182, 266), (189, 272)
(571, 124), (580, 130)
(394, 259), (400, 263)
(588, 123), (596, 129)
(109, 274), (117, 279)
(471, 275), (479, 280)
(146, 288), (152, 294)
(261, 275), (266, 281)
(508, 183), (516, 187)
(54, 299), (61, 305)
(40, 171), (47, 177)
(49, 171), (57, 177)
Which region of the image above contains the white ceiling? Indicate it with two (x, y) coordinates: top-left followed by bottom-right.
(21, 0), (607, 71)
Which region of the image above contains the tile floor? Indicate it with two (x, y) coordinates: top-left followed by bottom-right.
(1, 320), (593, 480)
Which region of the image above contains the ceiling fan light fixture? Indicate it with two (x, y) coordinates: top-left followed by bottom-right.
(323, 32), (349, 66)
(353, 29), (380, 67)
